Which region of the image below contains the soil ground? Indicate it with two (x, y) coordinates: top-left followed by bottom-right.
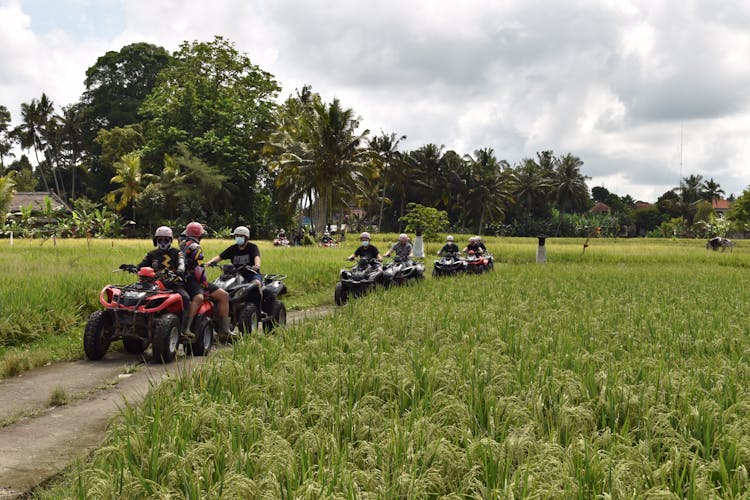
(0, 306), (332, 499)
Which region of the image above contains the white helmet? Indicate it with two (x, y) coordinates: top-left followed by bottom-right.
(360, 231), (371, 241)
(399, 233), (408, 242)
(446, 235), (454, 242)
(153, 226), (173, 249)
(233, 226), (250, 238)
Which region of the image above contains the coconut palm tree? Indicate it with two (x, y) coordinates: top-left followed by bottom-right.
(15, 94), (55, 193)
(700, 178), (724, 203)
(0, 171), (16, 214)
(106, 152), (156, 221)
(510, 158), (553, 218)
(461, 148), (513, 234)
(368, 131), (406, 229)
(552, 153), (590, 213)
(275, 98), (370, 232)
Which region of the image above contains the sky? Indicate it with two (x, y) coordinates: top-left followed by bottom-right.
(1, 0), (749, 202)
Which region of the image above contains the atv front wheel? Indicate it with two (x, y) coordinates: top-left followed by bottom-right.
(84, 310), (112, 360)
(187, 316), (213, 356)
(152, 314), (180, 363)
(334, 282), (348, 306)
(264, 301), (287, 332)
(237, 304), (260, 336)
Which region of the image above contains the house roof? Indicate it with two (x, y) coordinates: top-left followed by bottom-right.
(8, 192), (70, 213)
(712, 199), (732, 210)
(635, 201), (654, 209)
(590, 201), (610, 214)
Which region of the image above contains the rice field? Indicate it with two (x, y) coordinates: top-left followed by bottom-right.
(36, 237), (750, 498)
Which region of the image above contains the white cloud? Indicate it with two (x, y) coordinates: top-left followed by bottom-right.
(2, 0), (750, 201)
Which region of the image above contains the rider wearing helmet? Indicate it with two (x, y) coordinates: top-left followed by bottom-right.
(463, 236), (484, 255)
(180, 222), (232, 337)
(384, 233), (413, 260)
(346, 231), (382, 263)
(137, 226), (191, 337)
(321, 231), (333, 245)
(206, 225), (263, 294)
(438, 235), (460, 256)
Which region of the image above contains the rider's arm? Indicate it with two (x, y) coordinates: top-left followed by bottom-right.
(206, 255), (221, 266)
(176, 250), (186, 274)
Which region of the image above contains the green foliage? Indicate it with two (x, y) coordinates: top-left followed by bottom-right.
(0, 171), (15, 214)
(398, 202), (449, 240)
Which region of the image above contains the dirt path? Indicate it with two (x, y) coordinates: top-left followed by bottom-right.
(0, 306), (333, 499)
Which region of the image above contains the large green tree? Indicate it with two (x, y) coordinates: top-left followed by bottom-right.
(552, 153), (590, 213)
(139, 36), (280, 230)
(0, 105), (15, 169)
(273, 97), (370, 231)
(15, 94), (55, 193)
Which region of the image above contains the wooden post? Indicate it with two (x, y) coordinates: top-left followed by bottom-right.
(536, 235), (548, 263)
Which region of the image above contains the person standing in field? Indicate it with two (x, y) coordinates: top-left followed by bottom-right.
(205, 225), (263, 300)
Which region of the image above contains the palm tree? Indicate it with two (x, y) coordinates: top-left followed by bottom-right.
(368, 131), (407, 229)
(106, 152), (156, 221)
(700, 178), (724, 203)
(461, 148), (513, 234)
(275, 98), (370, 232)
(552, 153), (590, 213)
(510, 158), (554, 218)
(678, 174), (704, 204)
(15, 94), (54, 193)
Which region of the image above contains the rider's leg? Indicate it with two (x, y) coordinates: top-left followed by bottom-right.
(208, 284), (231, 335)
(183, 278), (204, 339)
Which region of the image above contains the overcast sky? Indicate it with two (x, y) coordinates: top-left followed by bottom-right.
(2, 0), (749, 202)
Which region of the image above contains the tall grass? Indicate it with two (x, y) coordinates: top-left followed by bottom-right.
(37, 238), (750, 497)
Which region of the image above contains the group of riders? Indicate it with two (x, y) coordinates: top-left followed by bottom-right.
(346, 232), (489, 266)
(139, 223), (261, 340)
(141, 225), (490, 339)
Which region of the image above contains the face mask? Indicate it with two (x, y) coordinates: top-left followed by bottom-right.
(235, 237), (246, 246)
(156, 238), (172, 250)
(361, 240), (369, 247)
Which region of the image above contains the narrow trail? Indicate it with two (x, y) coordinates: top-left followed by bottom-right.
(0, 306), (333, 499)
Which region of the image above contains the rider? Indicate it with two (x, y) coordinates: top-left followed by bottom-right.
(136, 226), (191, 337)
(384, 233), (413, 260)
(321, 231), (334, 245)
(346, 231), (382, 264)
(463, 236), (484, 255)
(180, 222), (232, 338)
(438, 235), (460, 256)
(205, 225), (263, 299)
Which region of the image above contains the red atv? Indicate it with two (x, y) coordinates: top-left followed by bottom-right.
(464, 251), (494, 274)
(84, 265), (214, 363)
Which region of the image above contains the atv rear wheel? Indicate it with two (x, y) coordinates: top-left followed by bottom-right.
(122, 337), (147, 354)
(187, 316), (213, 356)
(84, 310), (112, 360)
(334, 282), (348, 305)
(152, 314), (180, 363)
(237, 304), (260, 336)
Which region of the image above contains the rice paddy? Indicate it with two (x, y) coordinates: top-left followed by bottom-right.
(32, 237), (750, 497)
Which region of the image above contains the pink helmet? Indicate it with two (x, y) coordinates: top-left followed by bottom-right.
(153, 226), (173, 249)
(185, 221), (205, 239)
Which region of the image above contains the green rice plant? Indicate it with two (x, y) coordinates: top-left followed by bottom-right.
(33, 237), (750, 497)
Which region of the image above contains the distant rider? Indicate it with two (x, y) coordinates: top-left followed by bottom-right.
(463, 236), (484, 255)
(180, 222), (232, 338)
(321, 231), (334, 245)
(346, 231), (382, 265)
(205, 225), (263, 300)
(438, 235), (460, 256)
(384, 233), (413, 260)
(136, 226), (191, 337)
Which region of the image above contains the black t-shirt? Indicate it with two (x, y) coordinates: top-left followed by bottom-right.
(440, 243), (459, 254)
(354, 244), (380, 260)
(138, 248), (184, 272)
(219, 243), (261, 267)
(466, 243), (483, 254)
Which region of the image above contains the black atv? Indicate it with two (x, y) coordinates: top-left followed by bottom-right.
(382, 256), (425, 287)
(334, 257), (384, 305)
(432, 252), (467, 277)
(211, 264), (288, 338)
